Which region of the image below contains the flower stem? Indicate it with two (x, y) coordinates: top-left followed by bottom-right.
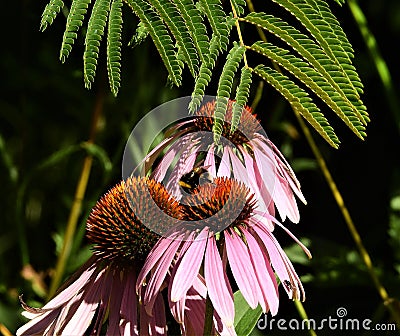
(47, 86), (105, 299)
(230, 0), (248, 67)
(294, 300), (317, 336)
(293, 108), (400, 328)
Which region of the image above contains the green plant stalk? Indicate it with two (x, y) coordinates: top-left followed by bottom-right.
(294, 300), (317, 336)
(293, 109), (400, 329)
(47, 88), (104, 299)
(347, 0), (400, 133)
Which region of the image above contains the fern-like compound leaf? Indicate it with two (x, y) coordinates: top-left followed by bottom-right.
(83, 0), (111, 89)
(254, 64), (340, 148)
(271, 0), (368, 124)
(107, 0), (123, 97)
(149, 0), (199, 77)
(231, 66), (252, 133)
(243, 13), (368, 138)
(125, 0), (183, 86)
(214, 43), (246, 142)
(199, 0), (229, 52)
(60, 0), (92, 63)
(250, 41), (366, 139)
(40, 0), (64, 32)
(174, 0), (210, 65)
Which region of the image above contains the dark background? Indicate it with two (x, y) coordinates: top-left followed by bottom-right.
(1, 0), (399, 334)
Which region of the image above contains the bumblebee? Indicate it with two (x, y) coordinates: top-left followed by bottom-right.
(178, 166), (213, 194)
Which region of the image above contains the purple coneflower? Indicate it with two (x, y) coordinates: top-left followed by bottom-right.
(137, 177), (311, 336)
(17, 177), (181, 336)
(142, 99), (306, 224)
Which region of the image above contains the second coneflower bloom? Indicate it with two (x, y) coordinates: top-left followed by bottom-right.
(142, 99), (306, 224)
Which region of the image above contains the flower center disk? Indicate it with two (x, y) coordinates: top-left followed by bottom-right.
(86, 177), (181, 264)
(180, 177), (255, 232)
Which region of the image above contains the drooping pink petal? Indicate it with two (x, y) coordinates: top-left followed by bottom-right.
(224, 229), (259, 309)
(241, 227), (279, 315)
(264, 136), (306, 204)
(151, 140), (181, 182)
(61, 267), (106, 335)
(251, 222), (303, 300)
(120, 270), (139, 336)
(16, 309), (59, 336)
(204, 144), (216, 177)
(204, 236), (234, 327)
(253, 137), (303, 223)
(254, 211), (312, 259)
(39, 256), (97, 311)
(152, 292), (167, 335)
(241, 148), (271, 215)
(217, 146), (231, 177)
(143, 236), (184, 315)
(136, 230), (185, 294)
(228, 147), (248, 185)
(106, 270), (125, 336)
(171, 227), (209, 302)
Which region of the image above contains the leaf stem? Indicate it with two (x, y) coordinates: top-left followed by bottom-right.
(230, 1), (248, 67)
(47, 86), (105, 299)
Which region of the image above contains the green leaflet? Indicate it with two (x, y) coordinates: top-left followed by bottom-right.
(214, 43), (246, 142)
(40, 0), (64, 32)
(129, 21), (149, 47)
(84, 0), (112, 89)
(199, 0), (229, 52)
(60, 0), (92, 63)
(149, 0), (200, 77)
(173, 0), (210, 65)
(254, 64), (340, 148)
(107, 0), (123, 97)
(243, 12), (368, 126)
(250, 41), (366, 139)
(270, 0), (368, 123)
(231, 66), (252, 133)
(125, 0), (183, 87)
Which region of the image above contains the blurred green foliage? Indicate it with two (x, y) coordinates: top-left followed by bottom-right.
(1, 0), (399, 334)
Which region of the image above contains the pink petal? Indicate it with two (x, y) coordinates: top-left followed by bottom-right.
(204, 144), (216, 177)
(61, 267), (106, 335)
(137, 230), (185, 294)
(171, 227), (209, 302)
(16, 310), (59, 336)
(224, 229), (259, 309)
(217, 146), (231, 177)
(106, 271), (125, 336)
(204, 236), (234, 327)
(40, 256), (97, 311)
(241, 227), (279, 315)
(152, 292), (167, 335)
(143, 237), (184, 315)
(120, 271), (139, 336)
(241, 149), (270, 214)
(228, 147), (248, 185)
(251, 222), (304, 300)
(254, 211), (312, 259)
